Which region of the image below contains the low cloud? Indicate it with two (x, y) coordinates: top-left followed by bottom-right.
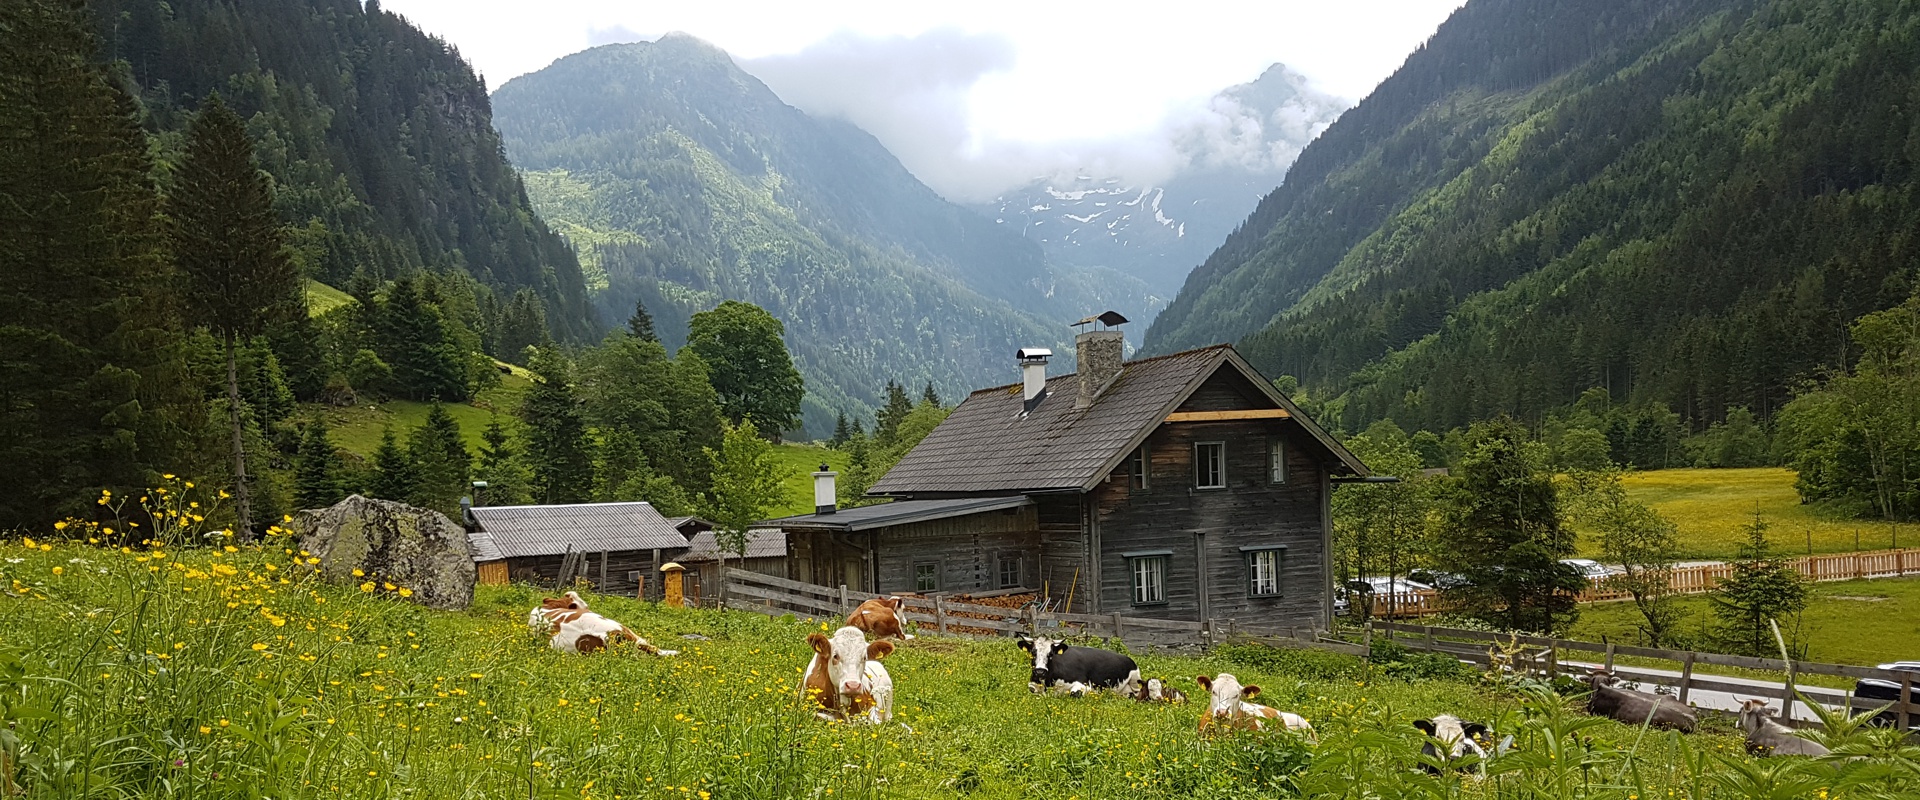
(586, 24), (647, 47)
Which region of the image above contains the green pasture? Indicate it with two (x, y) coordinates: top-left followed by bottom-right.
(314, 368), (532, 458)
(305, 278), (354, 317)
(1568, 576), (1920, 669)
(1607, 468), (1909, 560)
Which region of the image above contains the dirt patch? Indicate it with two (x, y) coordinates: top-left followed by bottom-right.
(1831, 595), (1890, 602)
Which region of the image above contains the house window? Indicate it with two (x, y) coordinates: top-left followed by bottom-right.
(997, 553), (1023, 589)
(1195, 441), (1226, 489)
(913, 562), (939, 592)
(1244, 547), (1284, 597)
(1126, 552), (1170, 605)
(1129, 447), (1149, 489)
(1268, 437), (1288, 484)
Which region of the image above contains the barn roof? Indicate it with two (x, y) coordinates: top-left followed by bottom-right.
(760, 495), (1033, 532)
(676, 529), (787, 562)
(468, 502), (689, 561)
(867, 344), (1366, 496)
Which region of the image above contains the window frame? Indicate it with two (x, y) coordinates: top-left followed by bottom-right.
(1194, 441), (1227, 489)
(1242, 545), (1285, 597)
(1267, 436), (1288, 484)
(996, 552), (1023, 589)
(1124, 550), (1171, 606)
(912, 561), (940, 593)
(1128, 446), (1149, 490)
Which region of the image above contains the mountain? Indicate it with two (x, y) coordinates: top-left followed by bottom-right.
(1146, 0), (1920, 434)
(93, 0), (596, 342)
(981, 65), (1347, 312)
(491, 34), (1157, 435)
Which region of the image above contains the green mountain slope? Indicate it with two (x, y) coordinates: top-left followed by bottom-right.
(94, 0), (596, 342)
(1145, 0), (1920, 433)
(491, 35), (1156, 434)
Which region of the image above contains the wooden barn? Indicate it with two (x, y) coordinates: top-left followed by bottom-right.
(763, 314), (1370, 633)
(671, 528), (788, 606)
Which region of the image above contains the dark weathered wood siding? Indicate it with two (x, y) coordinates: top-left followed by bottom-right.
(873, 506), (1040, 595)
(505, 550), (658, 597)
(1089, 371), (1330, 631)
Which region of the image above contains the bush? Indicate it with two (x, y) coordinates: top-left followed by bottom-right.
(1214, 642), (1365, 681)
(1369, 640), (1475, 682)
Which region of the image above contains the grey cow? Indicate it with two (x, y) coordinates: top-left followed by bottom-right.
(1583, 671), (1697, 732)
(1735, 699), (1830, 757)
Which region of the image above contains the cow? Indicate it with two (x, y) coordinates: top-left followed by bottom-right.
(1196, 673), (1314, 738)
(1736, 699), (1830, 757)
(528, 591), (588, 633)
(847, 597), (914, 641)
(1016, 636), (1138, 695)
(548, 610), (678, 656)
(1131, 677), (1189, 705)
(1412, 715), (1490, 774)
(800, 626), (896, 724)
(1583, 671), (1696, 732)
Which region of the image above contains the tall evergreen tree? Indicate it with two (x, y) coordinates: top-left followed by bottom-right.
(520, 346), (594, 503)
(294, 417), (343, 510)
(921, 382), (940, 407)
(627, 296), (657, 342)
(498, 288), (550, 364)
(474, 415), (532, 506)
(377, 276), (467, 401)
(407, 401), (471, 514)
(1432, 417), (1584, 633)
(830, 412), (851, 448)
(874, 381), (914, 448)
(169, 93), (302, 537)
(1710, 511), (1810, 657)
(0, 0), (201, 529)
(368, 427), (418, 502)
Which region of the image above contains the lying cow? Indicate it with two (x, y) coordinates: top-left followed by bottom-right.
(1131, 677), (1188, 705)
(528, 591), (588, 633)
(547, 609), (679, 656)
(1583, 671), (1696, 732)
(847, 597), (914, 640)
(801, 626), (896, 724)
(1413, 715), (1490, 774)
(1196, 673), (1314, 737)
(1736, 699), (1830, 757)
(1016, 636), (1138, 695)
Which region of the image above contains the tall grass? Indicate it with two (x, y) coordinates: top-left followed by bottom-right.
(1608, 469), (1909, 559)
(0, 536), (1913, 798)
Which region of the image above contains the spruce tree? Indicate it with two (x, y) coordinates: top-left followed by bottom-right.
(294, 417), (342, 510)
(874, 381), (914, 448)
(520, 347), (594, 503)
(407, 401), (471, 514)
(170, 93), (302, 537)
(922, 382), (940, 407)
(369, 428), (418, 502)
(1432, 417), (1584, 633)
(474, 415), (532, 506)
(830, 412), (851, 448)
(1710, 510), (1810, 657)
(627, 296), (657, 342)
(377, 276), (467, 401)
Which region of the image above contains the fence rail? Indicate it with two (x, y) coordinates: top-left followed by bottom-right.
(722, 569), (1224, 650)
(1358, 546), (1920, 619)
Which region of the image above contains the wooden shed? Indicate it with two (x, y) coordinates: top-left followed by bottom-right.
(467, 502), (692, 596)
(670, 528), (787, 606)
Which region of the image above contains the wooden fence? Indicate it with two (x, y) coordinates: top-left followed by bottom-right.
(1361, 546), (1920, 619)
(1364, 620), (1920, 729)
(723, 569), (1237, 651)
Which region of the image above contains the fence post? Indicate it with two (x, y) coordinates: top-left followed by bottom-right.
(838, 584), (849, 616)
(1362, 622), (1373, 657)
(1771, 618), (1796, 724)
(1111, 612), (1124, 642)
(1900, 677), (1912, 731)
(1678, 652), (1696, 706)
(1205, 619), (1217, 648)
(1603, 642), (1616, 673)
(1546, 642), (1559, 681)
(1425, 625), (1436, 652)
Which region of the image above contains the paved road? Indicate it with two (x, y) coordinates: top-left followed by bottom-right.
(1562, 660), (1844, 721)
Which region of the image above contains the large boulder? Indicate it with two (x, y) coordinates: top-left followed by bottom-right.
(294, 495), (475, 610)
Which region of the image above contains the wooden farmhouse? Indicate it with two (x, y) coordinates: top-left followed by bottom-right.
(763, 315), (1370, 632)
(468, 503), (786, 599)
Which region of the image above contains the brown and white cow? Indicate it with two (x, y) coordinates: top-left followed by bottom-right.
(546, 609), (678, 656)
(1131, 677), (1189, 705)
(1196, 673), (1314, 737)
(1736, 699), (1830, 757)
(528, 591), (588, 633)
(800, 626), (896, 724)
(847, 597), (914, 641)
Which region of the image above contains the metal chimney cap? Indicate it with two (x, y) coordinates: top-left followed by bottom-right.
(1071, 310), (1130, 329)
(1016, 347), (1053, 361)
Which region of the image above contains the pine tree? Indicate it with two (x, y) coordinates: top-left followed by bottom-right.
(830, 412), (851, 448)
(407, 401), (471, 514)
(499, 288), (550, 364)
(377, 276), (467, 401)
(474, 415), (532, 506)
(1432, 417), (1584, 633)
(838, 432), (873, 507)
(921, 382), (940, 407)
(369, 427), (418, 502)
(0, 0), (200, 529)
(874, 381), (914, 448)
(170, 93), (302, 537)
(627, 296), (657, 342)
(520, 347), (594, 503)
(1710, 510), (1810, 657)
(294, 417), (343, 510)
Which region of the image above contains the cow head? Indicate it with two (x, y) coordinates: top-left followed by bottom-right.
(1016, 637), (1068, 689)
(1414, 715), (1490, 760)
(1735, 699), (1775, 734)
(810, 626), (894, 703)
(1196, 673), (1261, 719)
(1583, 669), (1617, 690)
(540, 591), (587, 611)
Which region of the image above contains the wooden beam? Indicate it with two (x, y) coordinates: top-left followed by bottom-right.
(1163, 408), (1291, 423)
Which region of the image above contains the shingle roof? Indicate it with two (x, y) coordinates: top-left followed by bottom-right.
(468, 503), (689, 560)
(759, 496), (1034, 532)
(676, 529), (787, 561)
(868, 344), (1366, 495)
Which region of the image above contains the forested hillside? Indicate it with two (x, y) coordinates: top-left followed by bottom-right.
(491, 34), (1157, 434)
(1146, 0), (1920, 438)
(94, 0), (596, 343)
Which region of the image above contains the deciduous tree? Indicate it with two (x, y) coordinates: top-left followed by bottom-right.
(1432, 417), (1583, 633)
(686, 301), (804, 439)
(702, 420), (789, 560)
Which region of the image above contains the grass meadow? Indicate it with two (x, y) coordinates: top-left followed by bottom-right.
(2, 534), (1917, 798)
(1568, 576), (1920, 668)
(1602, 468), (1910, 560)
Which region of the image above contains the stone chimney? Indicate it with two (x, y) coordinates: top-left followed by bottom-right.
(812, 464), (837, 514)
(1017, 347), (1051, 413)
(1074, 311), (1129, 410)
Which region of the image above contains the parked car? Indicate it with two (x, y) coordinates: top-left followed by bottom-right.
(1560, 559), (1624, 582)
(1407, 569), (1471, 590)
(1852, 662), (1920, 728)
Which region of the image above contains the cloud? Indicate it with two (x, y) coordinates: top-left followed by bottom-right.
(586, 25), (648, 47)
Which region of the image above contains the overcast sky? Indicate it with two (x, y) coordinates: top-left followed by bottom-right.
(380, 0), (1466, 200)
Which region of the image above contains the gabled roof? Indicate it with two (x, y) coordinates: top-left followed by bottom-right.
(468, 502), (689, 561)
(676, 529), (787, 562)
(868, 344), (1367, 495)
(760, 495), (1034, 532)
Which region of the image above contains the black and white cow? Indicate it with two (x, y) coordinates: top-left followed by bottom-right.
(1015, 636), (1138, 695)
(1413, 715), (1490, 774)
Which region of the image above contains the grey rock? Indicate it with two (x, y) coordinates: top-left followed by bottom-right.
(294, 495), (475, 610)
(680, 633), (712, 641)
